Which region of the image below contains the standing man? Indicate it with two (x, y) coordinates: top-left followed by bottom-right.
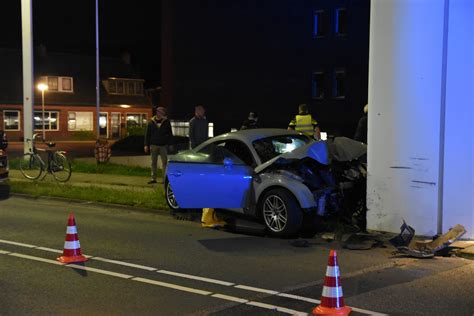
(240, 112), (260, 130)
(144, 107), (172, 184)
(288, 103), (321, 140)
(189, 105), (209, 149)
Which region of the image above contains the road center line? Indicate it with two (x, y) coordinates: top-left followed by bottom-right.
(157, 269), (235, 286)
(0, 239), (385, 315)
(0, 249), (308, 316)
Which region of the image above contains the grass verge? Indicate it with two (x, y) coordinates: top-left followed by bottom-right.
(8, 158), (162, 178)
(9, 180), (168, 211)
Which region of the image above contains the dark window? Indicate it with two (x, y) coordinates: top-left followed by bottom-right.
(48, 77), (58, 91)
(135, 82), (143, 95)
(127, 81), (135, 95)
(313, 10), (324, 37)
(62, 77), (72, 91)
(335, 8), (347, 36)
(333, 69), (346, 98)
(312, 72), (324, 99)
(108, 80), (117, 93)
(117, 80), (125, 94)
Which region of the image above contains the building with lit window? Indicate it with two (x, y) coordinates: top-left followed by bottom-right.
(0, 48), (152, 141)
(162, 0), (370, 136)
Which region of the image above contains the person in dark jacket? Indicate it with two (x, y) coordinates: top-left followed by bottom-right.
(354, 104), (368, 143)
(144, 107), (172, 184)
(189, 105), (209, 149)
(240, 112), (259, 130)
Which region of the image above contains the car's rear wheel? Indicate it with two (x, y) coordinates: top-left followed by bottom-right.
(165, 179), (180, 210)
(260, 188), (302, 238)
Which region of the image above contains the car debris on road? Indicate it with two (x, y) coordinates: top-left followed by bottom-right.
(389, 220), (466, 258)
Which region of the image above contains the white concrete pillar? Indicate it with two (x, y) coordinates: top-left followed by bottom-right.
(367, 0), (473, 238)
(21, 0), (34, 153)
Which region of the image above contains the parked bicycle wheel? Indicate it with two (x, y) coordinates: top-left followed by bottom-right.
(20, 153), (43, 180)
(51, 152), (72, 182)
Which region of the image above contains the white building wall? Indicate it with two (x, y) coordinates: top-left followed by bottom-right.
(367, 0), (445, 236)
(442, 0), (474, 239)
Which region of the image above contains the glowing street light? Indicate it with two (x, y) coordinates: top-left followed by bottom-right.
(37, 83), (48, 141)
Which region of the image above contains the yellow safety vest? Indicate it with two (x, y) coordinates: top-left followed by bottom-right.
(294, 114), (314, 136)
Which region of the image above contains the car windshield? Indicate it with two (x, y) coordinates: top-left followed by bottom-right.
(252, 135), (311, 163)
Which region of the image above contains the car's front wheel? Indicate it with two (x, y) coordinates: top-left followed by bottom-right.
(260, 188), (302, 238)
(165, 179), (180, 210)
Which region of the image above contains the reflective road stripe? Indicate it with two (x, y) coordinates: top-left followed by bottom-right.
(66, 226), (77, 234)
(326, 266), (340, 277)
(63, 240), (81, 250)
(322, 286), (343, 298)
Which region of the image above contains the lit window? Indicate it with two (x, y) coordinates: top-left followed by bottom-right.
(68, 112), (93, 131)
(333, 69), (346, 98)
(126, 113), (148, 127)
(311, 72), (324, 99)
(313, 10), (324, 38)
(48, 77), (59, 91)
(34, 111), (59, 131)
(335, 8), (347, 36)
(3, 111), (20, 131)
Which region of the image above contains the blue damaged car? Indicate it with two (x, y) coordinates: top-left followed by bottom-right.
(165, 129), (367, 237)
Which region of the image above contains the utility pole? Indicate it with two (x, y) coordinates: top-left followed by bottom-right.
(96, 0), (101, 139)
(21, 0), (34, 153)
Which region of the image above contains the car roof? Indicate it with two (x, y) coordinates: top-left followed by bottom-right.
(211, 128), (301, 144)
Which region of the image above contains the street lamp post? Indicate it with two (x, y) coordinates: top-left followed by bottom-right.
(37, 83), (48, 141)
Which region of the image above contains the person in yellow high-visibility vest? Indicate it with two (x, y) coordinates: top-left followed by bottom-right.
(288, 104), (321, 140)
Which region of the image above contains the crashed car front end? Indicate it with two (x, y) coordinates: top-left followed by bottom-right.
(253, 137), (367, 220)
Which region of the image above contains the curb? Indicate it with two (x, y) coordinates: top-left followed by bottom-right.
(10, 192), (170, 216)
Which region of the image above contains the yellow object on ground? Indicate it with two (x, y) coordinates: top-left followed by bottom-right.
(201, 208), (226, 228)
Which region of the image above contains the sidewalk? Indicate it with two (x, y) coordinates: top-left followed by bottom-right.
(8, 169), (163, 193)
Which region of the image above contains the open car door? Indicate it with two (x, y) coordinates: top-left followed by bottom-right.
(167, 146), (253, 208)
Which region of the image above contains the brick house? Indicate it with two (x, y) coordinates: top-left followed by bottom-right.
(0, 48), (152, 142)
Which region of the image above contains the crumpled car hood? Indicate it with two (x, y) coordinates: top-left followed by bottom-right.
(254, 141), (329, 173)
(254, 137), (367, 174)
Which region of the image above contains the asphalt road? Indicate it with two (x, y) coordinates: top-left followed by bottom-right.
(0, 196), (473, 315)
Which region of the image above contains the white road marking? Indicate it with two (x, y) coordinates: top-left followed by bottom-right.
(234, 284), (278, 295)
(211, 293), (248, 304)
(157, 269), (235, 286)
(35, 247), (63, 254)
(67, 264), (134, 279)
(93, 257), (157, 271)
(1, 249), (306, 315)
(132, 277), (213, 296)
(0, 239), (387, 315)
(0, 239), (36, 248)
(8, 253), (64, 265)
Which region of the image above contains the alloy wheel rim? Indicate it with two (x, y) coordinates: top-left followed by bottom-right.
(263, 195), (288, 232)
(166, 183), (179, 209)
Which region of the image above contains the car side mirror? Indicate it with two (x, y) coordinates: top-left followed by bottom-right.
(223, 157), (233, 169)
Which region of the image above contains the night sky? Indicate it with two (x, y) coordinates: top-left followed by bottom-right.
(1, 1), (162, 86)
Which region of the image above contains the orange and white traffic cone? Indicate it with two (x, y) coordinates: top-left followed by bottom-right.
(57, 213), (88, 264)
(313, 250), (351, 316)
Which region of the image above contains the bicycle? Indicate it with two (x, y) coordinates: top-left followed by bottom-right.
(20, 133), (72, 182)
